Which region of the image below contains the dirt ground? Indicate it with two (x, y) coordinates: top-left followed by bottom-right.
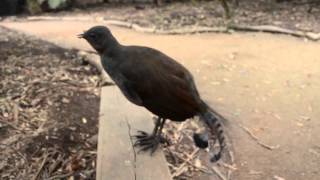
(1, 2), (320, 179)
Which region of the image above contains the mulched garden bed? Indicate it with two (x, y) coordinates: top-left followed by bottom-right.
(0, 27), (101, 180)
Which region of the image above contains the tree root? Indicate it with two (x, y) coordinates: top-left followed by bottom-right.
(23, 16), (320, 41)
(102, 19), (320, 40)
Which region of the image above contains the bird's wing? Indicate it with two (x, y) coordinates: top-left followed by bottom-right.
(119, 47), (202, 120)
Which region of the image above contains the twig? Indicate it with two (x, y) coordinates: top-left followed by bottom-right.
(48, 157), (63, 175)
(219, 162), (237, 171)
(13, 102), (19, 123)
(32, 150), (49, 180)
(0, 143), (28, 163)
(211, 166), (227, 180)
(45, 172), (74, 180)
(172, 149), (199, 177)
(17, 114), (38, 129)
(239, 124), (279, 150)
(169, 149), (212, 174)
(226, 149), (236, 180)
(227, 148), (235, 165)
(0, 119), (23, 132)
(229, 25), (320, 41)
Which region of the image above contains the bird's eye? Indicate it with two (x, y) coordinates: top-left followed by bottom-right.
(89, 33), (97, 39)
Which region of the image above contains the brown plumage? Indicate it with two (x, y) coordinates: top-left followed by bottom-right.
(79, 26), (226, 162)
(119, 46), (203, 121)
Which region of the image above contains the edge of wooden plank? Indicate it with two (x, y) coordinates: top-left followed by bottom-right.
(97, 86), (172, 180)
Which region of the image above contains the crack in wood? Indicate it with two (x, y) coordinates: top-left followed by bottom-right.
(126, 118), (137, 180)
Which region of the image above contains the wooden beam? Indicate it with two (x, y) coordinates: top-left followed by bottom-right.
(97, 86), (172, 180)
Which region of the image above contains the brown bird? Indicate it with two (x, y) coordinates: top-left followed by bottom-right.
(79, 26), (226, 162)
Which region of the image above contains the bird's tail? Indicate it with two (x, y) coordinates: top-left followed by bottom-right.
(199, 102), (226, 162)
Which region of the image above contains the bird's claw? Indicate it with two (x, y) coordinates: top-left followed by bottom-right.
(132, 131), (168, 155)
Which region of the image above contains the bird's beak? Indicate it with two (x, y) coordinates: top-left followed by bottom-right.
(78, 30), (87, 39)
(77, 33), (84, 39)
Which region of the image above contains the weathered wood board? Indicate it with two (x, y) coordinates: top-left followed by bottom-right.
(97, 86), (172, 180)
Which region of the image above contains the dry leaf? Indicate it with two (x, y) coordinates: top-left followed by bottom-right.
(82, 117), (87, 124)
(194, 158), (202, 168)
(296, 122), (304, 127)
(273, 175), (285, 180)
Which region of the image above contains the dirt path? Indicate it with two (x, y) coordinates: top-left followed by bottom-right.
(1, 20), (319, 180)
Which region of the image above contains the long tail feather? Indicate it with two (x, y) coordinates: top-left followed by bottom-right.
(199, 103), (226, 162)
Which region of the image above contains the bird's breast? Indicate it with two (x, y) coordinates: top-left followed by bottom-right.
(100, 56), (143, 106)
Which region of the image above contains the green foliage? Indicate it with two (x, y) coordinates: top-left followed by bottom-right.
(47, 0), (68, 9)
(26, 0), (69, 14)
(26, 0), (42, 14)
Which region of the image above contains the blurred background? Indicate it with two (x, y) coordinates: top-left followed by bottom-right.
(0, 0), (318, 16)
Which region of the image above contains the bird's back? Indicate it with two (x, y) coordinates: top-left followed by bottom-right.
(116, 45), (205, 121)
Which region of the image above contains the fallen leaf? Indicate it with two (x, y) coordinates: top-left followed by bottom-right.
(296, 122), (304, 127)
(249, 170), (263, 175)
(300, 116), (311, 121)
(222, 78), (230, 82)
(273, 175), (285, 180)
(194, 158), (202, 168)
(82, 117), (87, 124)
(210, 81), (221, 85)
(62, 97), (70, 103)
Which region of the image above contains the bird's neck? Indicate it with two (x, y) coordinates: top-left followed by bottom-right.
(100, 43), (123, 76)
(100, 36), (121, 56)
(101, 44), (121, 59)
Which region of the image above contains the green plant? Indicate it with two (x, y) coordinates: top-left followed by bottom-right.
(26, 0), (42, 14)
(47, 0), (68, 9)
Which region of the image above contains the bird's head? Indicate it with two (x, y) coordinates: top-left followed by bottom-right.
(78, 26), (118, 54)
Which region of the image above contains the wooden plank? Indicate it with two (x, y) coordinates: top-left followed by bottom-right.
(97, 86), (172, 180)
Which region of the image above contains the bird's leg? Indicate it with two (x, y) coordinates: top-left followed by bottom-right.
(152, 116), (162, 135)
(133, 117), (167, 154)
(135, 116), (161, 139)
(154, 118), (168, 144)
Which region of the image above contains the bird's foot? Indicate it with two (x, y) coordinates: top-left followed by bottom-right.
(133, 130), (168, 155)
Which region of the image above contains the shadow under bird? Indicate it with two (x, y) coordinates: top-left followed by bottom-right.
(79, 26), (226, 162)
